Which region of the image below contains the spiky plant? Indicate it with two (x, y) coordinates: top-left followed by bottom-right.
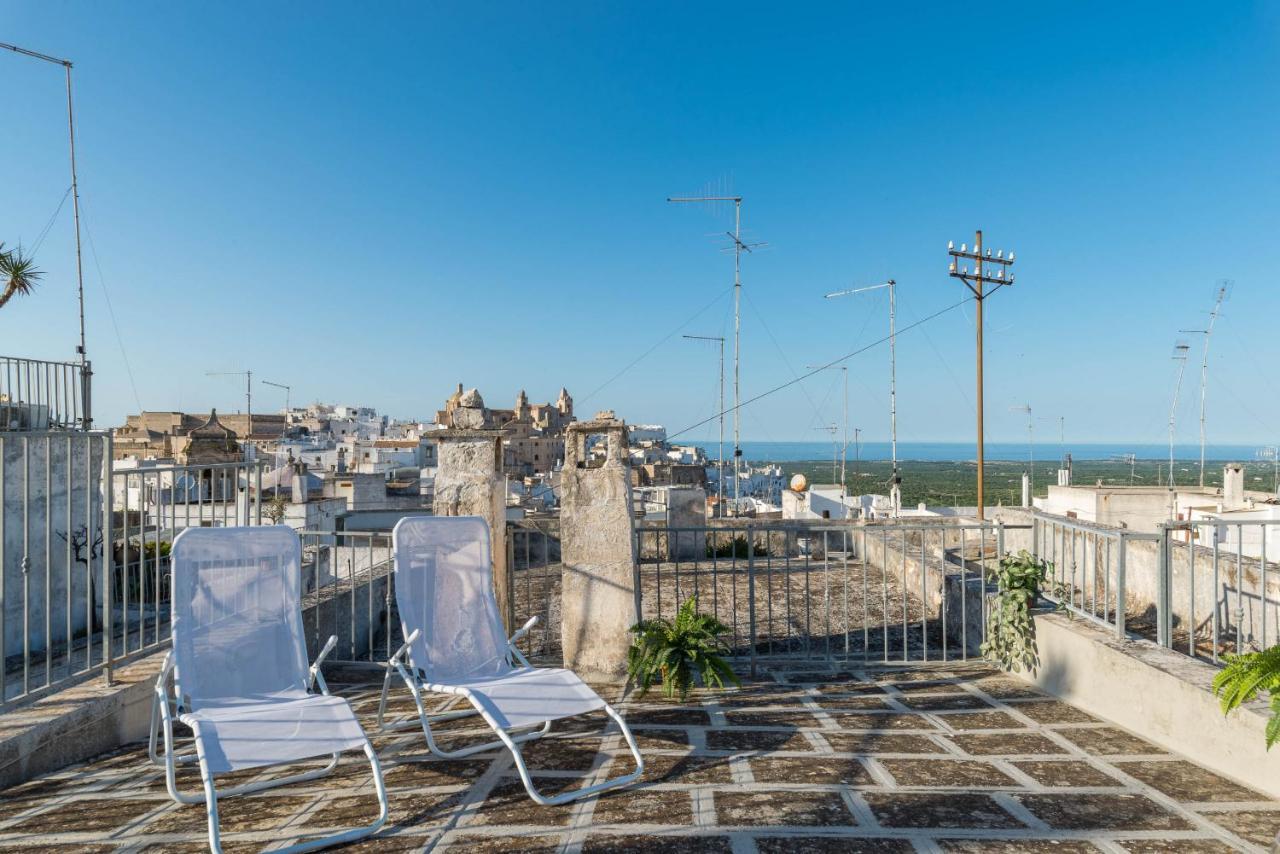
(627, 596), (741, 701)
(0, 244), (41, 310)
(1213, 646), (1280, 749)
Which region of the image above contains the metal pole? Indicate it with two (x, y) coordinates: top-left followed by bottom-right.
(732, 199), (742, 514)
(889, 279), (899, 515)
(65, 64), (87, 376)
(718, 337), (724, 516)
(975, 230), (985, 521)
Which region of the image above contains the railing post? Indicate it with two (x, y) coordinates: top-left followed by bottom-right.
(1157, 525), (1172, 648)
(80, 359), (92, 430)
(1115, 532), (1127, 639)
(746, 523), (756, 679)
(103, 439), (115, 686)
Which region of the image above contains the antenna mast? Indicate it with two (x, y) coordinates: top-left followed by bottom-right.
(684, 335), (726, 516)
(825, 279), (899, 513)
(668, 194), (763, 515)
(262, 380), (292, 414)
(1181, 283), (1229, 487)
(1011, 404), (1034, 496)
(1168, 342), (1191, 504)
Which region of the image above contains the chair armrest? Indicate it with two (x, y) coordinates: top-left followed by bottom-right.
(509, 615), (539, 645)
(154, 651), (175, 698)
(308, 635), (338, 692)
(390, 629), (421, 669)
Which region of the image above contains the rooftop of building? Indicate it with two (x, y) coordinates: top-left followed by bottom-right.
(6, 661), (1277, 851)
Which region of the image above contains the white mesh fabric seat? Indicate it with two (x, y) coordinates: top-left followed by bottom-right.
(445, 668), (605, 731)
(382, 516), (643, 806)
(151, 526), (388, 853)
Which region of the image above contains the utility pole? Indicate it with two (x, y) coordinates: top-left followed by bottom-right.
(807, 364), (848, 505)
(947, 232), (1016, 521)
(207, 370), (253, 440)
(1168, 341), (1191, 511)
(1181, 283), (1229, 487)
(262, 380), (291, 414)
(684, 334), (726, 517)
(1011, 404), (1034, 497)
(668, 194), (764, 516)
(2, 41), (89, 424)
(825, 279), (898, 513)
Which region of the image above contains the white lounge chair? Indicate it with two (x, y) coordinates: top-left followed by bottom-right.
(379, 515), (643, 805)
(149, 526), (389, 853)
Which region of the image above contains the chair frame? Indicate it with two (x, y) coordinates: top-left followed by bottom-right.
(380, 616), (645, 806)
(150, 604), (389, 852)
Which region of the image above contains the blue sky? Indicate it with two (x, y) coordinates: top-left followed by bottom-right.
(2, 2), (1279, 446)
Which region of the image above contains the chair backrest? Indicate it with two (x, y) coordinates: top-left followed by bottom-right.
(392, 516), (511, 683)
(170, 526), (310, 709)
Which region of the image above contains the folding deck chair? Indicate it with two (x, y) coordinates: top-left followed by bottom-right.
(378, 515), (644, 805)
(149, 526), (389, 853)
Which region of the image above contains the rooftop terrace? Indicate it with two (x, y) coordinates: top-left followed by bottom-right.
(2, 662), (1276, 852)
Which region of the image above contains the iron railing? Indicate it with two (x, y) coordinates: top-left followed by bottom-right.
(1030, 510), (1280, 664)
(634, 521), (1007, 671)
(1158, 518), (1280, 662)
(0, 431), (111, 706)
(506, 519), (561, 663)
(1030, 512), (1160, 639)
(298, 529), (395, 663)
(0, 356), (91, 431)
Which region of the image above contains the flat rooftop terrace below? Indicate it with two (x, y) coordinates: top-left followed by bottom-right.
(0, 662), (1276, 852)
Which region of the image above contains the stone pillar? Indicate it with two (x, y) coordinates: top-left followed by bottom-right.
(666, 485), (707, 560)
(560, 416), (637, 681)
(433, 398), (509, 632)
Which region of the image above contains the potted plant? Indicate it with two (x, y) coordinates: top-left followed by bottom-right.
(982, 549), (1058, 672)
(627, 596), (740, 701)
(1213, 647), (1280, 749)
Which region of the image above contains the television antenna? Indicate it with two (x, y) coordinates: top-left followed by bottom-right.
(815, 424), (840, 494)
(1180, 282), (1231, 487)
(1111, 453), (1137, 485)
(1010, 404), (1034, 496)
(1168, 341), (1192, 499)
(807, 364), (848, 504)
(1257, 446), (1279, 496)
(261, 380), (291, 415)
(667, 193), (765, 515)
(826, 280), (898, 513)
(683, 335), (725, 516)
(206, 369), (253, 439)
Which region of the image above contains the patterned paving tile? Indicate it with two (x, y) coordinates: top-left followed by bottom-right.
(0, 662), (1273, 852)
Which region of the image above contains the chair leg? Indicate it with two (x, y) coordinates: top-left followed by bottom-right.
(378, 665), (481, 733)
(392, 663), (548, 758)
(194, 740), (388, 854)
(501, 703), (645, 807)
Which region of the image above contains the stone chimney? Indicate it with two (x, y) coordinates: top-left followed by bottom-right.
(1224, 462), (1245, 508)
(291, 461), (309, 505)
(336, 445), (347, 474)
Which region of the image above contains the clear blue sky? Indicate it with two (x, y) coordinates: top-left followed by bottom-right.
(3, 2), (1279, 446)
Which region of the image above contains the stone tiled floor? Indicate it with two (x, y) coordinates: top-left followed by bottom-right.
(0, 662), (1277, 852)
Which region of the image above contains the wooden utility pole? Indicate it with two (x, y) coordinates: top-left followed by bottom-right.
(947, 230), (1016, 521)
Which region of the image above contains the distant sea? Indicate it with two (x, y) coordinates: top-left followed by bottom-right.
(687, 440), (1275, 464)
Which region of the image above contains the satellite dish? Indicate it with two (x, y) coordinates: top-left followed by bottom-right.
(789, 473), (808, 493)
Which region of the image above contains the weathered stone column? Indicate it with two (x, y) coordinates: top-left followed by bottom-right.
(433, 390), (510, 631)
(560, 415), (638, 681)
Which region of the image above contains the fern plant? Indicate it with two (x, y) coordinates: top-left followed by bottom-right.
(981, 550), (1054, 673)
(1213, 646), (1280, 749)
(628, 597), (741, 701)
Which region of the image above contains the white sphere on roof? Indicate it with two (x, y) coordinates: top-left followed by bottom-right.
(789, 473), (808, 493)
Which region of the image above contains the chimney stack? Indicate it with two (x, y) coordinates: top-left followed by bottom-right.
(1224, 462), (1245, 508)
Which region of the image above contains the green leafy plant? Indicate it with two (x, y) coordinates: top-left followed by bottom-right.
(628, 597), (741, 701)
(981, 550), (1055, 673)
(0, 244), (41, 310)
(1213, 646), (1280, 749)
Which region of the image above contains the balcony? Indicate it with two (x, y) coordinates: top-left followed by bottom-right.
(0, 355), (91, 431)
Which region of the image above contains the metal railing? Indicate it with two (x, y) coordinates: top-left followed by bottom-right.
(109, 460), (266, 670)
(1030, 511), (1280, 664)
(1158, 518), (1280, 663)
(0, 431), (111, 706)
(0, 356), (91, 431)
(1030, 513), (1160, 639)
(506, 519), (561, 663)
(298, 529), (395, 663)
(634, 520), (1006, 670)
